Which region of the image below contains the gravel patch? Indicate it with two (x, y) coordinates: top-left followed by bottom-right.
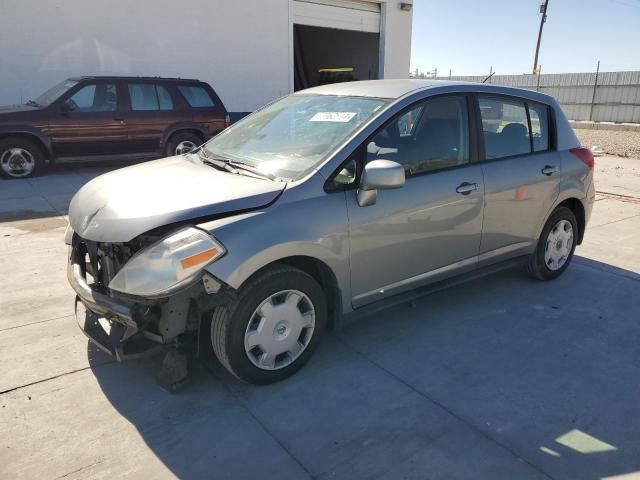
(574, 129), (640, 158)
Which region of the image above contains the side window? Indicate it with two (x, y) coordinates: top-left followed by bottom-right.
(68, 84), (117, 112)
(479, 97), (530, 159)
(178, 85), (215, 107)
(157, 85), (173, 110)
(367, 96), (469, 176)
(529, 102), (550, 152)
(128, 83), (174, 111)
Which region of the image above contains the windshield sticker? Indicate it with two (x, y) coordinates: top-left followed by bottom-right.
(310, 112), (357, 122)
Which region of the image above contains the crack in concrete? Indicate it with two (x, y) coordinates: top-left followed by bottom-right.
(0, 314), (73, 332)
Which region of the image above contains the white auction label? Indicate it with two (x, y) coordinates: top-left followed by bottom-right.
(309, 112), (357, 122)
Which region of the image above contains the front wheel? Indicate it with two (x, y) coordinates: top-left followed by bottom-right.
(211, 265), (327, 384)
(527, 206), (578, 280)
(0, 137), (45, 179)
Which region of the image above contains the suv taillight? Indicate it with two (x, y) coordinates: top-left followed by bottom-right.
(570, 147), (594, 170)
(224, 113), (231, 128)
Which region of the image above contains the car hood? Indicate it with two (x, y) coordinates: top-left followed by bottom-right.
(0, 104), (42, 117)
(69, 155), (286, 242)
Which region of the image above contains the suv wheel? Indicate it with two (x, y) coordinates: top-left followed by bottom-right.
(527, 206), (578, 280)
(0, 137), (45, 179)
(166, 132), (202, 157)
(211, 265), (327, 384)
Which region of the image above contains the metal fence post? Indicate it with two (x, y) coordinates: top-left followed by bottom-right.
(589, 60), (600, 121)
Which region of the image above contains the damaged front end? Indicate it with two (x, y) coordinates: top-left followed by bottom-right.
(67, 228), (232, 361)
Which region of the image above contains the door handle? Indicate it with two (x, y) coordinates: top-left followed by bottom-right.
(456, 182), (479, 195)
(541, 165), (558, 176)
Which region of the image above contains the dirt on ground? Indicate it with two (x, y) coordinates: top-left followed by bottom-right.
(575, 128), (640, 158)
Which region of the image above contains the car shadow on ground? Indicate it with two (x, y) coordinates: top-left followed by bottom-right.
(88, 257), (640, 479)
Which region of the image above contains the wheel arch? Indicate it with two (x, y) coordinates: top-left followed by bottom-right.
(556, 197), (586, 244)
(236, 255), (342, 331)
(162, 125), (208, 152)
(0, 131), (52, 160)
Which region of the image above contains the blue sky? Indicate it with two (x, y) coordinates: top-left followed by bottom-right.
(410, 0), (640, 76)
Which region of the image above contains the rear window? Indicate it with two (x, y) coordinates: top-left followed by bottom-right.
(128, 83), (173, 111)
(529, 102), (550, 152)
(178, 85), (215, 107)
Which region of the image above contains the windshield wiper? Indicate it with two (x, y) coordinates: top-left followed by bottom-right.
(25, 100), (40, 107)
(198, 148), (279, 181)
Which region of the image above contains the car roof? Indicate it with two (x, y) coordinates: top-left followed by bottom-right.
(68, 76), (203, 83)
(299, 79), (555, 104)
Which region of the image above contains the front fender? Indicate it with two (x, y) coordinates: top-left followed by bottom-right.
(199, 179), (353, 313)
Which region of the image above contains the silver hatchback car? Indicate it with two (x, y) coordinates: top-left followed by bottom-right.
(67, 80), (595, 384)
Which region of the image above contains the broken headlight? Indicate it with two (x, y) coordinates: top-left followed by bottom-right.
(109, 227), (225, 296)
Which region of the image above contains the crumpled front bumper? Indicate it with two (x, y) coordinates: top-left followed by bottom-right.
(68, 253), (163, 361)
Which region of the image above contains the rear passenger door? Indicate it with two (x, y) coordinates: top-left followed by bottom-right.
(125, 82), (184, 155)
(477, 96), (560, 265)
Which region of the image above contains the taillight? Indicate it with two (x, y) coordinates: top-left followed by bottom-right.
(224, 113), (231, 128)
(570, 147), (594, 170)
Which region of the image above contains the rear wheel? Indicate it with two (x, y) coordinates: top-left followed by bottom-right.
(211, 265), (327, 384)
(0, 137), (45, 179)
(166, 132), (202, 157)
(527, 206), (578, 280)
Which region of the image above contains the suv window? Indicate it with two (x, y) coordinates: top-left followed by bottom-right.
(128, 83), (173, 111)
(529, 102), (550, 152)
(178, 85), (215, 107)
(367, 96), (469, 176)
(68, 83), (117, 112)
(479, 97), (530, 159)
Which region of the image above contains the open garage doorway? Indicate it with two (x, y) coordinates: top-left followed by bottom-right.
(294, 24), (380, 91)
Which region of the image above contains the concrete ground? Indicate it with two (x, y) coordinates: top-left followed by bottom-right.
(1, 157), (639, 480)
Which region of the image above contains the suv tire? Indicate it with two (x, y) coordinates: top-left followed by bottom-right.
(211, 265), (327, 384)
(166, 132), (202, 157)
(0, 137), (45, 179)
(527, 206), (578, 281)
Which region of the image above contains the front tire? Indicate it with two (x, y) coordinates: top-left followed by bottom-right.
(211, 265), (327, 384)
(0, 137), (45, 179)
(527, 206), (578, 280)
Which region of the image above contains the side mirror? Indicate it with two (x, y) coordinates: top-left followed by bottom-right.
(357, 159), (405, 207)
(61, 100), (75, 113)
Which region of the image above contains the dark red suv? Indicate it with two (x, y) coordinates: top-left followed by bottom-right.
(0, 76), (229, 178)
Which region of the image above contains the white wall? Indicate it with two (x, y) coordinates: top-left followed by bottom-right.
(0, 0), (291, 112)
(0, 0), (412, 111)
(379, 0), (413, 79)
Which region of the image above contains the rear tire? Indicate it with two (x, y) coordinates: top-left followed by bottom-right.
(0, 137), (45, 179)
(527, 206), (578, 280)
(211, 265), (327, 384)
(165, 132), (202, 157)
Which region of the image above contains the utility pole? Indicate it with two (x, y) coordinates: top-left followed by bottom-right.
(533, 0), (549, 74)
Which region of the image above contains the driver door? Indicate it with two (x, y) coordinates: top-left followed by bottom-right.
(48, 80), (128, 157)
(344, 94), (485, 308)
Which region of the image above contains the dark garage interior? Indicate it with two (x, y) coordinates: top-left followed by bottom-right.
(294, 24), (380, 90)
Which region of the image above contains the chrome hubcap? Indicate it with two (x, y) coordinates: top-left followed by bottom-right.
(1, 147), (35, 177)
(175, 140), (196, 155)
(544, 219), (574, 271)
(244, 290), (315, 370)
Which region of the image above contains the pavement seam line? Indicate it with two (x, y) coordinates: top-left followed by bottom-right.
(0, 360), (116, 395)
(0, 314), (73, 332)
(587, 212), (640, 229)
(202, 360), (317, 480)
(333, 335), (556, 480)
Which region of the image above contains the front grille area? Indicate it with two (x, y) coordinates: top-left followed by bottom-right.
(72, 237), (138, 290)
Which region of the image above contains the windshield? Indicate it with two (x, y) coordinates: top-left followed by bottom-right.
(204, 94), (388, 180)
(33, 79), (78, 106)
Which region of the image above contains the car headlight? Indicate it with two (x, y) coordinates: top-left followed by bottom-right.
(109, 227), (225, 296)
(64, 224), (74, 245)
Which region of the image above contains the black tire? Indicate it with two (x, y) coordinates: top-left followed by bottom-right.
(527, 206), (578, 280)
(211, 265), (327, 384)
(0, 137), (45, 179)
(165, 131), (202, 157)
